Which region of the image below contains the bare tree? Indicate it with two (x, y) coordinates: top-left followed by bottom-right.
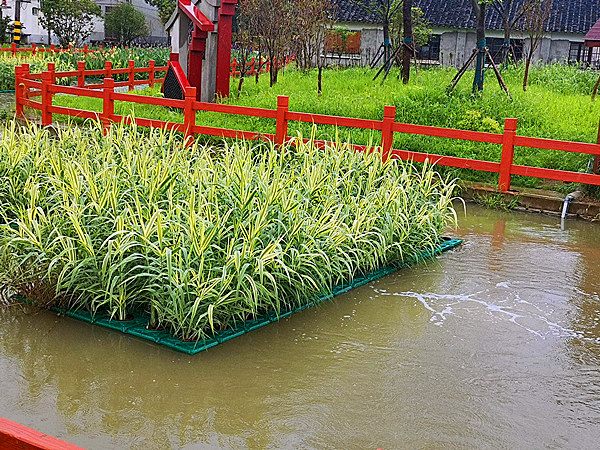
(290, 0), (335, 93)
(238, 0), (294, 87)
(352, 0), (402, 65)
(401, 0), (413, 84)
(234, 0), (259, 97)
(491, 0), (529, 63)
(521, 0), (551, 91)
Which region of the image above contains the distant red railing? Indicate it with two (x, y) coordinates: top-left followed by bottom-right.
(16, 60), (166, 94)
(14, 64), (600, 192)
(230, 56), (293, 78)
(0, 43), (99, 56)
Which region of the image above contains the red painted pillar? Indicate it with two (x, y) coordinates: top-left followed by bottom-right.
(498, 118), (518, 192)
(216, 0), (237, 99)
(15, 66), (24, 118)
(188, 28), (208, 101)
(381, 105), (396, 163)
(275, 95), (289, 146)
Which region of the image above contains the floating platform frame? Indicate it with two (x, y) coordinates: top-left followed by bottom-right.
(24, 238), (462, 354)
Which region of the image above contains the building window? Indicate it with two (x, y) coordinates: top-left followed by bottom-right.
(569, 42), (600, 66)
(325, 30), (361, 55)
(415, 35), (440, 61)
(105, 5), (113, 14)
(569, 42), (584, 62)
(569, 42), (600, 67)
(32, 7), (39, 15)
(486, 37), (524, 63)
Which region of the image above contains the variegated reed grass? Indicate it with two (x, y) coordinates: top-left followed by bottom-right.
(0, 120), (457, 340)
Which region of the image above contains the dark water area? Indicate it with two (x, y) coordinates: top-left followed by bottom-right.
(1, 205), (599, 449)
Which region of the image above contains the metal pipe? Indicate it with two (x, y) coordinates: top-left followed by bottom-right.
(561, 190), (583, 220)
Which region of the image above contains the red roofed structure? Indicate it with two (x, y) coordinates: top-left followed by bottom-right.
(584, 17), (600, 47)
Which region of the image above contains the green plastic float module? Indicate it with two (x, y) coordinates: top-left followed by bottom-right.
(25, 238), (462, 354)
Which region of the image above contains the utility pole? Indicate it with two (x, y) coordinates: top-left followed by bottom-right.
(14, 0), (21, 46)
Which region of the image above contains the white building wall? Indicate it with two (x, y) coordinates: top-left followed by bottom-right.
(2, 0), (166, 45)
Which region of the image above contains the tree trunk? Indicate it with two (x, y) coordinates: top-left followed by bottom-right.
(383, 20), (391, 67)
(237, 75), (244, 99)
(269, 55), (276, 87)
(502, 20), (511, 63)
(402, 0), (413, 84)
(523, 56), (531, 91)
(256, 54), (262, 84)
(318, 66), (322, 94)
(472, 0), (486, 92)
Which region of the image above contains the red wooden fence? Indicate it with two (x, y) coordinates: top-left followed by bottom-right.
(14, 64), (600, 192)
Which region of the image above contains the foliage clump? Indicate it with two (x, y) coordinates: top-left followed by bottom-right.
(0, 121), (456, 341)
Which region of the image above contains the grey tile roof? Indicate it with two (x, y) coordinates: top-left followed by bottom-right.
(334, 0), (600, 34)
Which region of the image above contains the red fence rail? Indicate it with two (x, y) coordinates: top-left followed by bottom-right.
(14, 64), (600, 192)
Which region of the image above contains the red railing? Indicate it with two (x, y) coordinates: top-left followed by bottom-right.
(16, 60), (166, 95)
(14, 64), (600, 192)
(0, 43), (98, 56)
(230, 56), (293, 78)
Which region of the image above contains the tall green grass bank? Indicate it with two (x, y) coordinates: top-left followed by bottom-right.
(0, 121), (457, 341)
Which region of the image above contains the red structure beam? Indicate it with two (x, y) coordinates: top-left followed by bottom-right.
(178, 0), (214, 100)
(216, 0), (238, 99)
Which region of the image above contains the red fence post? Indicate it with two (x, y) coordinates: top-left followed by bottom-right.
(31, 43), (37, 56)
(21, 63), (30, 104)
(275, 95), (289, 146)
(128, 60), (135, 91)
(102, 77), (115, 135)
(50, 44), (55, 53)
(183, 86), (197, 145)
(499, 118), (518, 192)
(83, 44), (89, 55)
(381, 105), (396, 163)
(41, 71), (52, 126)
(47, 62), (56, 85)
(594, 118), (600, 175)
(148, 60), (155, 88)
(105, 60), (112, 80)
(11, 42), (16, 56)
(14, 66), (24, 118)
(77, 60), (85, 87)
(250, 57), (255, 75)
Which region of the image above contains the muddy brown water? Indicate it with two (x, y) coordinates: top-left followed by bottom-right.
(1, 204), (599, 449)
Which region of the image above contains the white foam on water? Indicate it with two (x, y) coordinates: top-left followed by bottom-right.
(396, 290), (600, 343)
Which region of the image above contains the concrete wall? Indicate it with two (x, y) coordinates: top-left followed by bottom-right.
(338, 21), (586, 67)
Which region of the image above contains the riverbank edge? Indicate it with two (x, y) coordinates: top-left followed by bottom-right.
(461, 181), (600, 221)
